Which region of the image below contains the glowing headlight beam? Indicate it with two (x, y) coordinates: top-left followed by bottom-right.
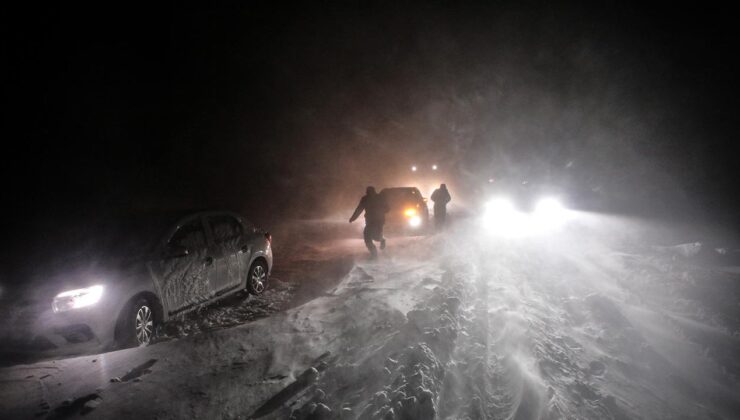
(52, 285), (104, 313)
(534, 197), (565, 215)
(404, 208), (417, 217)
(482, 197), (525, 236)
(533, 197), (568, 230)
(482, 196), (570, 237)
(409, 216), (422, 227)
(485, 197), (516, 215)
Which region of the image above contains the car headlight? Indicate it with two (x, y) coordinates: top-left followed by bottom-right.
(534, 197), (565, 215)
(533, 197), (567, 228)
(404, 208), (417, 217)
(482, 197), (524, 235)
(485, 197), (516, 216)
(52, 285), (104, 313)
(483, 196), (570, 237)
(408, 216), (422, 227)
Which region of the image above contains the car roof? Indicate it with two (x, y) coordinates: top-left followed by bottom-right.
(98, 209), (247, 239)
(380, 187), (421, 193)
(173, 209), (245, 221)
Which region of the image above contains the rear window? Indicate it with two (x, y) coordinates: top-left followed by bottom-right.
(382, 189), (421, 209)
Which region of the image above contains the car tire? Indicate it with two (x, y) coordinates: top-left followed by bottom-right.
(246, 260), (269, 295)
(117, 297), (157, 348)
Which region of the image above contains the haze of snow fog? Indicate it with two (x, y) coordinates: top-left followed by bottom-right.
(2, 3), (739, 420)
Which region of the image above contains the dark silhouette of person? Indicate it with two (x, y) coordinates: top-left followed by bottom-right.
(349, 186), (390, 258)
(431, 183), (451, 230)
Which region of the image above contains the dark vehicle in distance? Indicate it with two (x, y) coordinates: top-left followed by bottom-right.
(380, 187), (430, 235)
(0, 210), (272, 353)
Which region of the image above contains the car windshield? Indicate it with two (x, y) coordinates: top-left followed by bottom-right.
(381, 188), (421, 209)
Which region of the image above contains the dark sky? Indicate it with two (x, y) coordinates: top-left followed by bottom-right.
(5, 2), (740, 241)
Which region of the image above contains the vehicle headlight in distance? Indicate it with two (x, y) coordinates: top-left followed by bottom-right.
(404, 208), (417, 217)
(482, 197), (521, 233)
(533, 197), (567, 228)
(409, 216), (422, 227)
(52, 285), (104, 313)
(534, 197), (565, 216)
(484, 197), (516, 218)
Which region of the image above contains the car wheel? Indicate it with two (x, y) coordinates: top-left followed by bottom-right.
(247, 260), (268, 295)
(117, 298), (157, 348)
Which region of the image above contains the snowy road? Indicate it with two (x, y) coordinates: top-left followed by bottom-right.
(1, 216), (739, 419)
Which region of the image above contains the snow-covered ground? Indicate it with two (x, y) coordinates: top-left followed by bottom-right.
(1, 215), (739, 419)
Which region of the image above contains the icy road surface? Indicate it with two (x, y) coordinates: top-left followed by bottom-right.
(1, 215), (739, 419)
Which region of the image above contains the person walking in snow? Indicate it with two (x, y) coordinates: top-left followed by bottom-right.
(431, 183), (451, 231)
(349, 186), (390, 259)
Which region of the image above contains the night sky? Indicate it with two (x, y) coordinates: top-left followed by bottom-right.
(5, 2), (740, 258)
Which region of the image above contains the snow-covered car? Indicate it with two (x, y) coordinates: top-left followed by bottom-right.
(380, 187), (430, 235)
(0, 210), (272, 351)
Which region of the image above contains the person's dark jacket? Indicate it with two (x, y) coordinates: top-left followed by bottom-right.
(431, 187), (451, 210)
(350, 193), (390, 224)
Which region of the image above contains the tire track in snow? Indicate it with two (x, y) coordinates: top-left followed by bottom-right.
(273, 248), (468, 419)
(436, 237), (638, 420)
(438, 250), (548, 420)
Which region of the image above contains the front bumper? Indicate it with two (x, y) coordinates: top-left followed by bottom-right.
(40, 304), (117, 347)
(1, 299), (119, 353)
(384, 217), (429, 235)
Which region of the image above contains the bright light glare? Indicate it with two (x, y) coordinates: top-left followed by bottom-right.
(411, 165), (417, 172)
(486, 197), (515, 214)
(533, 198), (568, 230)
(483, 197), (570, 237)
(53, 285), (104, 313)
(535, 198), (565, 217)
(404, 208), (417, 217)
(432, 164), (438, 170)
(482, 197), (526, 237)
(409, 216), (422, 227)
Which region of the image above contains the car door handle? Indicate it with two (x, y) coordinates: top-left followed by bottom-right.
(204, 256), (214, 266)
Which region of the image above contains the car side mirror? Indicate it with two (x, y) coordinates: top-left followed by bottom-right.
(165, 245), (189, 258)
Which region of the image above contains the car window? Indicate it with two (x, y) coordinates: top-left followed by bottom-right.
(168, 220), (206, 250)
(383, 189), (420, 209)
(208, 215), (243, 243)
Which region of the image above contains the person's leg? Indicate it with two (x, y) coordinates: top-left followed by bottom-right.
(436, 207), (447, 230)
(378, 224), (386, 250)
(364, 225), (378, 258)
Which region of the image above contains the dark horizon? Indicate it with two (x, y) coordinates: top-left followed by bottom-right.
(5, 2), (740, 239)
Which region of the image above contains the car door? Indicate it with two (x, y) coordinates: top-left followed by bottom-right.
(158, 217), (213, 313)
(205, 214), (246, 293)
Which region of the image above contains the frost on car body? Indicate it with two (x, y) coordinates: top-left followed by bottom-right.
(0, 210), (273, 353)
